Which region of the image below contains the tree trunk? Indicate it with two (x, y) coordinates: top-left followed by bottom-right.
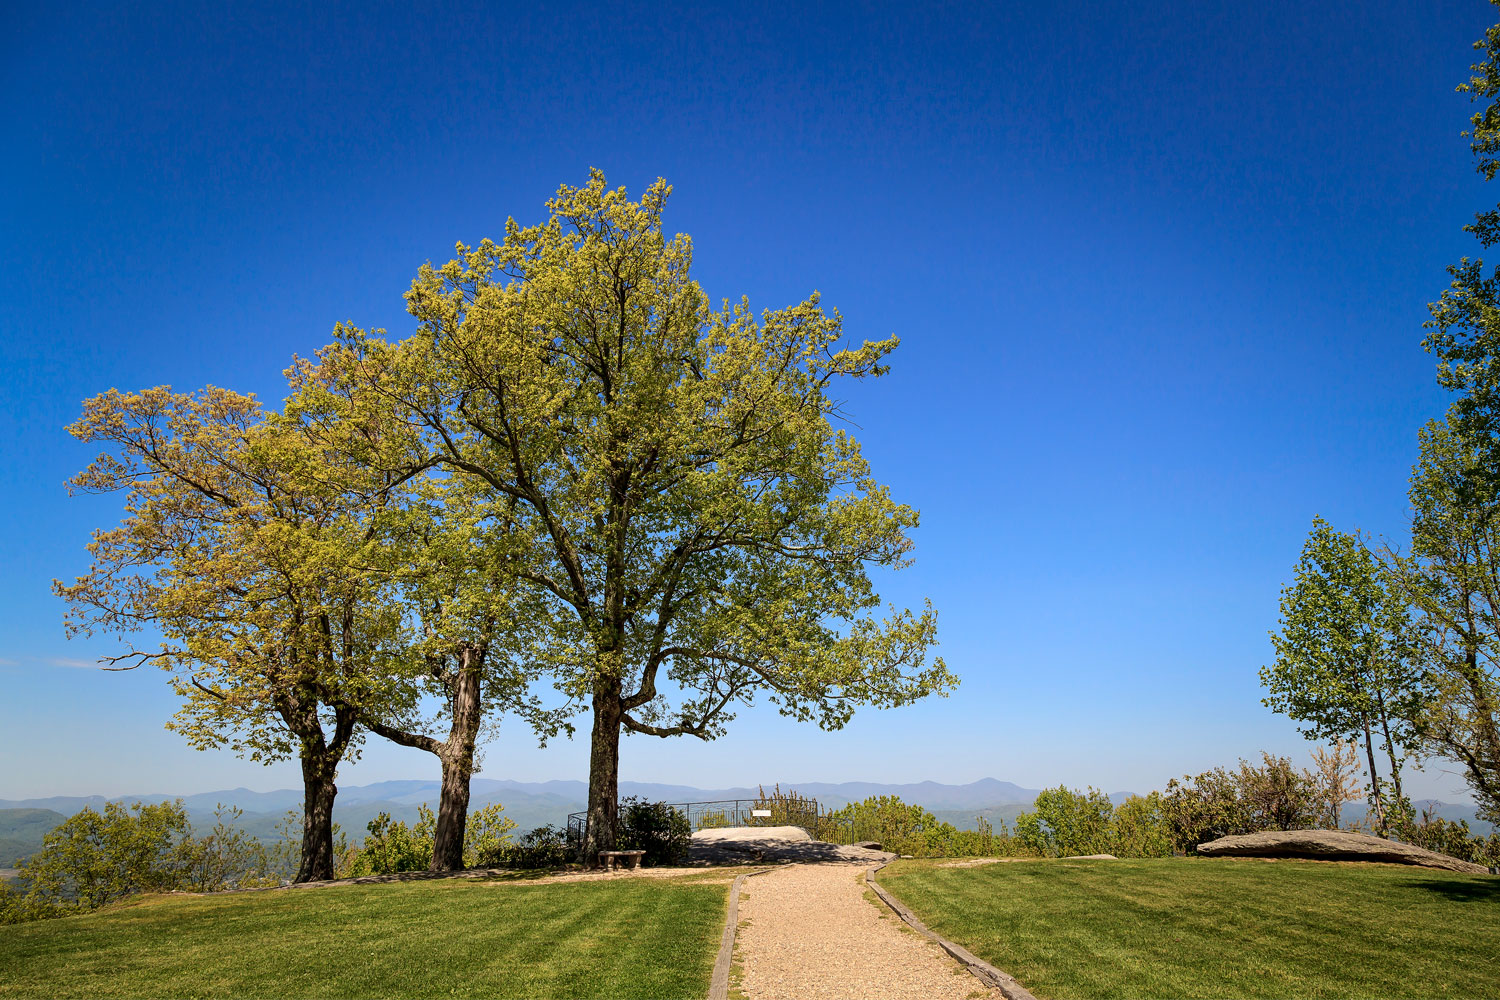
(1458, 645), (1500, 814)
(296, 756), (339, 882)
(583, 679), (624, 862)
(1374, 687), (1406, 818)
(430, 754), (473, 871)
(1361, 717), (1387, 836)
(429, 653), (483, 872)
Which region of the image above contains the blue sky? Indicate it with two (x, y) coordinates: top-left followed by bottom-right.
(0, 0), (1490, 801)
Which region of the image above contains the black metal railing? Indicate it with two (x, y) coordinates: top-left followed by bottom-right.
(566, 796), (837, 854)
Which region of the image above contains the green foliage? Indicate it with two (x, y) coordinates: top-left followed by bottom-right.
(1110, 793), (1174, 858)
(177, 804), (275, 892)
(1014, 786), (1116, 858)
(0, 881), (61, 925)
(461, 803), (518, 868)
(819, 795), (1024, 857)
(617, 799), (692, 866)
(19, 800), (191, 911)
(491, 825), (573, 869)
(3, 800), (294, 922)
(1396, 810), (1500, 867)
(1162, 755), (1320, 852)
(344, 807), (436, 876)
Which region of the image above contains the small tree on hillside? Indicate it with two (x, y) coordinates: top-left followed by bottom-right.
(1309, 739), (1364, 829)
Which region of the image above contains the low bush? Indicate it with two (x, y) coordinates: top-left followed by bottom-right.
(462, 804), (518, 868)
(342, 808), (436, 876)
(617, 798), (692, 866)
(1162, 754), (1320, 851)
(1396, 812), (1500, 866)
(490, 825), (573, 869)
(1015, 787), (1116, 857)
(822, 796), (1030, 857)
(3, 799), (286, 923)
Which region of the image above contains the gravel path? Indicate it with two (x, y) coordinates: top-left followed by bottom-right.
(734, 863), (998, 1000)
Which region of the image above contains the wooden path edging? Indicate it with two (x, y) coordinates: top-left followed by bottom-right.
(707, 867), (773, 1000)
(865, 861), (1040, 1000)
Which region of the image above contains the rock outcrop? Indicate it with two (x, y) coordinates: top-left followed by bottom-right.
(1196, 829), (1491, 874)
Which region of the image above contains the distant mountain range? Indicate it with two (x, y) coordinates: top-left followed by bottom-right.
(1, 777), (1488, 865)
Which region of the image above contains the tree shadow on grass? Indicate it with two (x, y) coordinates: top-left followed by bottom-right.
(1398, 876), (1500, 902)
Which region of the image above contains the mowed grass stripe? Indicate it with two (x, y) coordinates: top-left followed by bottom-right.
(877, 858), (1500, 1000)
(0, 876), (727, 999)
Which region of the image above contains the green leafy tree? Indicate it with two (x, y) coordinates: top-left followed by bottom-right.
(54, 387), (410, 881)
(1261, 519), (1422, 833)
(1390, 421), (1500, 821)
(301, 171), (956, 854)
(1399, 1), (1500, 824)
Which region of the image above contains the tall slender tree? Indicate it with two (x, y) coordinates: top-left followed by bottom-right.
(1262, 519), (1422, 834)
(305, 171), (957, 856)
(1391, 421), (1500, 821)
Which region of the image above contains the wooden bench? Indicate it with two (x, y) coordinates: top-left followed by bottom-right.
(597, 850), (647, 871)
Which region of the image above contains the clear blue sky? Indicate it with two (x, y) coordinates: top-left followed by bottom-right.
(1, 0), (1490, 801)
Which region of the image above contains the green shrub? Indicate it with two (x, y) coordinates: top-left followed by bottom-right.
(493, 825), (573, 868)
(462, 803), (517, 868)
(1162, 754), (1320, 852)
(617, 799), (691, 866)
(344, 807), (435, 876)
(177, 804), (274, 891)
(1015, 786), (1116, 857)
(0, 881), (60, 925)
(20, 800), (192, 911)
(1397, 812), (1500, 866)
(824, 796), (959, 856)
(1111, 793), (1174, 857)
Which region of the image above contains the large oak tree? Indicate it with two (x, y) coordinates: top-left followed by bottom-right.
(307, 171), (957, 855)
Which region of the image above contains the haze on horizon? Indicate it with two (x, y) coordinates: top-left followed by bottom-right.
(1, 0), (1489, 806)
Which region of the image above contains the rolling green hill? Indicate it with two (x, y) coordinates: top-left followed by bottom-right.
(0, 809), (66, 866)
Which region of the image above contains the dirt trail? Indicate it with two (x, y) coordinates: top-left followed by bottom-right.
(733, 863), (997, 1000)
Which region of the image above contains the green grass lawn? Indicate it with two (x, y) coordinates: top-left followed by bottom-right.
(0, 874), (728, 999)
(877, 857), (1500, 1000)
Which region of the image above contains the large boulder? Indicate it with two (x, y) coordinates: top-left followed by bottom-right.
(1196, 829), (1491, 875)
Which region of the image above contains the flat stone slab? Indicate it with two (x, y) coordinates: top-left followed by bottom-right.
(1197, 829), (1491, 874)
(688, 826), (894, 866)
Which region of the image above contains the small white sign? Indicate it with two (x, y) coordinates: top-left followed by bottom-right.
(751, 809), (772, 817)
